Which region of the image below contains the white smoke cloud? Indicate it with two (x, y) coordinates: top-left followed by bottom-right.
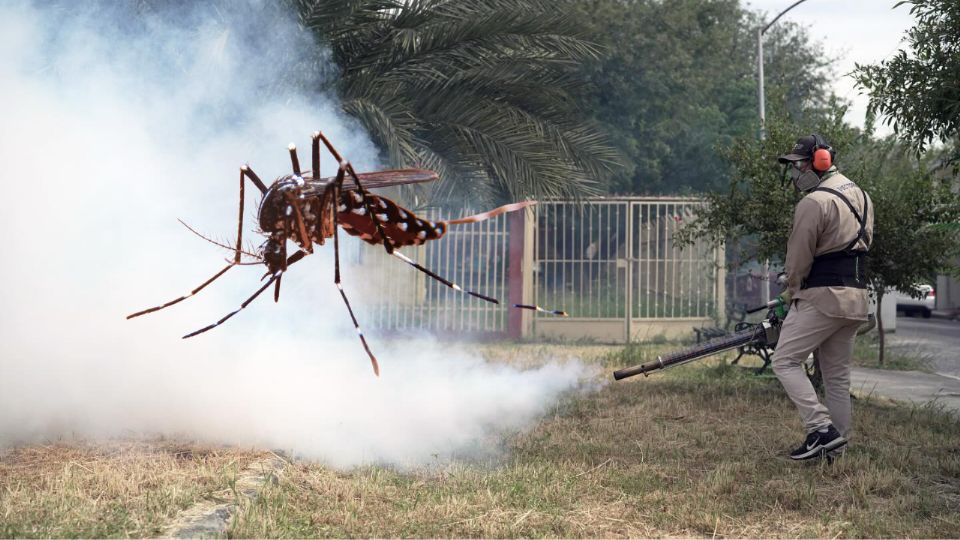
(0, 0), (593, 469)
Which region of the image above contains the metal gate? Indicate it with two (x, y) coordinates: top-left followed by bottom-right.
(351, 198), (724, 341)
(534, 198), (723, 341)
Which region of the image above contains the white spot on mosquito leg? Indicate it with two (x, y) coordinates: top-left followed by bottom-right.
(285, 206), (293, 216)
(338, 204), (347, 212)
(398, 223), (408, 231)
(379, 199), (387, 209)
(417, 230), (427, 240)
(351, 192), (363, 203)
(376, 213), (388, 222)
(398, 209), (407, 219)
(351, 207), (366, 216)
(392, 251), (412, 264)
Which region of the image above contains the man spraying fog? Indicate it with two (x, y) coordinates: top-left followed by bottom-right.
(773, 134), (874, 460)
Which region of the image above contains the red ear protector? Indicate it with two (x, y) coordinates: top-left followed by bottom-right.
(811, 134), (834, 172)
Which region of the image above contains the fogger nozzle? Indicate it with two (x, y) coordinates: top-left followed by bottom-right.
(746, 297), (785, 314)
(612, 325), (765, 381)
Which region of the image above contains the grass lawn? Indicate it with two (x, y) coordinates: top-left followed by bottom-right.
(2, 343), (958, 538)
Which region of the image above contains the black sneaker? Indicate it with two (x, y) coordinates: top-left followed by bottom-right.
(789, 425), (847, 460)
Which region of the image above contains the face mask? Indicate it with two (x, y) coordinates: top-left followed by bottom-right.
(789, 161), (820, 192)
(793, 170), (821, 192)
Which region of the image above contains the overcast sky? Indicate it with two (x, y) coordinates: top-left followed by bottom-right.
(744, 0), (916, 134)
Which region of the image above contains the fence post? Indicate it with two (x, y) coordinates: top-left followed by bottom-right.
(522, 209), (535, 337)
(625, 201), (634, 342)
(507, 209), (529, 339)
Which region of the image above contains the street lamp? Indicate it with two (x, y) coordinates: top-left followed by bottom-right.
(757, 0), (810, 140)
(756, 0), (809, 304)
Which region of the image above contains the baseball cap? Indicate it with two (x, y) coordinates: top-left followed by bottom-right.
(778, 135), (817, 163)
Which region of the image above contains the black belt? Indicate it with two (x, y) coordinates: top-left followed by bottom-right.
(802, 250), (867, 289)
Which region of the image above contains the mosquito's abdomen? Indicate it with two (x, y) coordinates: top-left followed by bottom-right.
(337, 191), (446, 247)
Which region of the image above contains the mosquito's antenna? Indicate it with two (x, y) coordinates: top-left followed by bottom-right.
(178, 219), (261, 261)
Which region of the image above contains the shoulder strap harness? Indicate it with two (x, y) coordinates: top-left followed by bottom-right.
(801, 186), (870, 289)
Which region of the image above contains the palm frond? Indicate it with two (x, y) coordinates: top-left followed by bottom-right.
(294, 0), (620, 204)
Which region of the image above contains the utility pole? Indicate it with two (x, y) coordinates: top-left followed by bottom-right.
(757, 0), (810, 141)
(757, 0), (809, 303)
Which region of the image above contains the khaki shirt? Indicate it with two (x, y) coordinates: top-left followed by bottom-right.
(785, 167), (874, 320)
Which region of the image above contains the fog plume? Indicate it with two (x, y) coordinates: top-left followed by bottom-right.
(0, 1), (592, 469)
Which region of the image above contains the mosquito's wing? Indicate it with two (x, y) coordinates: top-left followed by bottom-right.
(331, 169), (439, 191)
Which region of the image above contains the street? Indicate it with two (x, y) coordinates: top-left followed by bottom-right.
(849, 315), (960, 417)
(887, 316), (960, 379)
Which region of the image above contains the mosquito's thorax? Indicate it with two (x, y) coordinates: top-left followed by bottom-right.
(257, 174), (335, 249)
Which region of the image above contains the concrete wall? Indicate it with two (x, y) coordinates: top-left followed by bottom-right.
(936, 268), (960, 313)
(873, 293), (897, 333)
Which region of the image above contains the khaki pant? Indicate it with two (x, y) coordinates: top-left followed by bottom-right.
(772, 300), (860, 437)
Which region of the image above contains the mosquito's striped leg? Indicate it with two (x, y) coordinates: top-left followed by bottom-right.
(182, 273), (279, 338)
(390, 250), (499, 304)
(335, 281), (380, 377)
(273, 275), (283, 302)
(273, 226), (290, 303)
(127, 264), (236, 319)
(332, 182), (343, 285)
(184, 250), (308, 339)
(129, 167), (253, 320)
(241, 165), (267, 194)
(315, 131), (343, 162)
(311, 132), (321, 181)
(288, 143), (301, 176)
(344, 162), (395, 254)
(513, 304), (569, 317)
(234, 168), (246, 264)
(315, 132), (395, 254)
(331, 181), (380, 376)
(286, 249), (307, 266)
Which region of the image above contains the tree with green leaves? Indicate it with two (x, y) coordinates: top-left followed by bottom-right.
(674, 105), (857, 264)
(570, 0), (835, 194)
(678, 110), (960, 364)
(854, 0), (960, 155)
(849, 140), (960, 361)
(854, 0), (960, 250)
(292, 0), (620, 206)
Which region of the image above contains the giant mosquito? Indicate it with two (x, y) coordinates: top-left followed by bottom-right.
(128, 131), (566, 375)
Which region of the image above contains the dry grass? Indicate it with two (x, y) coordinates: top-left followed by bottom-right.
(3, 343), (959, 538)
(230, 344), (960, 538)
(0, 439), (269, 538)
(851, 334), (934, 372)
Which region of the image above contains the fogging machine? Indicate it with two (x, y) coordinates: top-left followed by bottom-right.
(613, 298), (785, 381)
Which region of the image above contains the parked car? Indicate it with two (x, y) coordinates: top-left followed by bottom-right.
(894, 284), (935, 318)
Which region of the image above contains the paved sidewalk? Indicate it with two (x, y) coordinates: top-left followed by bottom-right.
(850, 367), (960, 416)
(932, 309), (958, 320)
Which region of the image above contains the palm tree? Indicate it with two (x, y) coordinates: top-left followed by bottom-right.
(292, 0), (620, 205)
